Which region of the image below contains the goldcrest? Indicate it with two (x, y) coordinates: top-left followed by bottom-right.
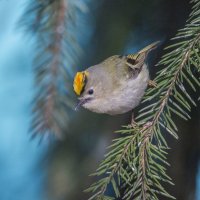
(73, 42), (159, 115)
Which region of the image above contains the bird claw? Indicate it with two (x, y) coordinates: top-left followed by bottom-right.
(148, 80), (157, 88)
(128, 111), (153, 130)
(131, 120), (138, 128)
(127, 111), (139, 128)
(127, 121), (139, 129)
(141, 121), (153, 131)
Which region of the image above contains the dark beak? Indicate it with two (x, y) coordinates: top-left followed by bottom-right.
(74, 97), (92, 111)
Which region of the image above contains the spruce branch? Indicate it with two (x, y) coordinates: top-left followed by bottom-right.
(22, 0), (83, 137)
(86, 0), (200, 199)
(37, 0), (66, 137)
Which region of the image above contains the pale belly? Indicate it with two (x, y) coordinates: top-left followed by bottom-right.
(83, 65), (149, 115)
(105, 66), (149, 115)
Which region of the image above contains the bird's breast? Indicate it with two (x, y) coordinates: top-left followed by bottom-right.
(84, 64), (149, 115)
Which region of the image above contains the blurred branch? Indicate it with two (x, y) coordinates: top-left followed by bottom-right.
(86, 0), (200, 199)
(37, 0), (66, 137)
(22, 0), (83, 137)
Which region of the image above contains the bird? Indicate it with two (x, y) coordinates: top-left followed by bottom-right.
(73, 41), (159, 115)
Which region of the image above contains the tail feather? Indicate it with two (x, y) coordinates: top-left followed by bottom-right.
(127, 41), (160, 59)
(138, 41), (160, 54)
(126, 41), (159, 70)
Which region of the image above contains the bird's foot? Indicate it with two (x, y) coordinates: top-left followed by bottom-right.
(148, 80), (157, 88)
(131, 120), (138, 128)
(127, 121), (138, 129)
(127, 111), (139, 128)
(141, 121), (153, 131)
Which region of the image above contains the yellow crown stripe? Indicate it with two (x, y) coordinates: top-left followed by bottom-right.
(73, 71), (89, 95)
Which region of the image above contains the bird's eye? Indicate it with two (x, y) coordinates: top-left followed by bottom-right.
(88, 89), (94, 95)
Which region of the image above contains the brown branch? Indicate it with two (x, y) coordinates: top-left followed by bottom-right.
(141, 133), (150, 200)
(42, 0), (67, 135)
(122, 35), (200, 199)
(147, 33), (200, 139)
(134, 33), (200, 199)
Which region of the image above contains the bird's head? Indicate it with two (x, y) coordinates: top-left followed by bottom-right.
(73, 69), (105, 111)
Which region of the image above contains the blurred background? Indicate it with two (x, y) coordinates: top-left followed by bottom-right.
(0, 0), (199, 200)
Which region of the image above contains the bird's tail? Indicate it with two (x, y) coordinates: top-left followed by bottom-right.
(138, 41), (160, 54)
(127, 41), (160, 60)
(126, 41), (159, 70)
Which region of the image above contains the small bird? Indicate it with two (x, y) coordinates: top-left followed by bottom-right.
(73, 42), (159, 115)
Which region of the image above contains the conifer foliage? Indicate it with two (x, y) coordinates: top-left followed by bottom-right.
(22, 0), (82, 137)
(86, 0), (200, 199)
(22, 0), (200, 198)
